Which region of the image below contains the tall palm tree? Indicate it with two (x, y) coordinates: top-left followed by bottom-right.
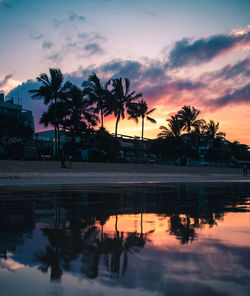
(62, 82), (99, 141)
(29, 68), (64, 158)
(158, 115), (183, 139)
(107, 78), (142, 138)
(39, 101), (67, 139)
(177, 105), (205, 134)
(83, 73), (110, 129)
(127, 99), (156, 154)
(203, 120), (226, 140)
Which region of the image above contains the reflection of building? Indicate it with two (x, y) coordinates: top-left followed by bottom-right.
(0, 93), (34, 131)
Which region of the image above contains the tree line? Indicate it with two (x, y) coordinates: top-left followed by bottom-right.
(29, 68), (156, 157)
(29, 68), (249, 164)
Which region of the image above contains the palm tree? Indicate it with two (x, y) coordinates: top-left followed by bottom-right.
(177, 105), (205, 134)
(127, 99), (156, 154)
(40, 101), (67, 130)
(107, 78), (142, 138)
(203, 120), (226, 140)
(158, 115), (183, 139)
(83, 73), (110, 129)
(61, 82), (99, 142)
(29, 68), (64, 158)
(157, 115), (184, 163)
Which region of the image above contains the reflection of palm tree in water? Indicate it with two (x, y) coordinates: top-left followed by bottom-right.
(35, 207), (223, 281)
(36, 245), (63, 281)
(103, 212), (147, 277)
(35, 197), (63, 281)
(38, 211), (148, 279)
(169, 214), (196, 244)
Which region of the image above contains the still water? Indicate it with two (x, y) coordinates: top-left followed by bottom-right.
(0, 183), (250, 296)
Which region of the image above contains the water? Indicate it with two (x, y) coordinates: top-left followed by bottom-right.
(0, 183), (250, 296)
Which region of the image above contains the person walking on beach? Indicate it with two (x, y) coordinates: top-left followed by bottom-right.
(61, 149), (66, 168)
(242, 163), (248, 176)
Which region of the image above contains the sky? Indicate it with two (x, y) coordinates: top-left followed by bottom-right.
(0, 0), (250, 144)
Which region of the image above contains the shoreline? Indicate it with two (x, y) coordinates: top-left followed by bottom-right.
(0, 160), (249, 186)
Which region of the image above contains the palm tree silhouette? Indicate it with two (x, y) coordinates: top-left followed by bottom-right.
(158, 114), (183, 139)
(177, 105), (205, 134)
(29, 68), (64, 158)
(127, 99), (156, 156)
(83, 73), (110, 129)
(61, 82), (99, 142)
(204, 120), (226, 140)
(107, 78), (142, 138)
(39, 101), (67, 147)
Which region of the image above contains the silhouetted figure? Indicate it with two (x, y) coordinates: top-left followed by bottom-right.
(61, 149), (65, 168)
(243, 163), (248, 176)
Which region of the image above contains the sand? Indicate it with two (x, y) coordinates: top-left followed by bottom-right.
(0, 160), (249, 186)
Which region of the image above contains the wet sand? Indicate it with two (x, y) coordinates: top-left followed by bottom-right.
(0, 160), (249, 186)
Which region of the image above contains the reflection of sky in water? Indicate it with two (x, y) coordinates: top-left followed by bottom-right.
(0, 184), (250, 296)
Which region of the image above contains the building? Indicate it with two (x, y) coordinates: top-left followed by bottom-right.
(0, 93), (34, 131)
(0, 93), (22, 120)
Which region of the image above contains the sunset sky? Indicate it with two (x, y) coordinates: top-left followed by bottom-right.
(0, 0), (249, 144)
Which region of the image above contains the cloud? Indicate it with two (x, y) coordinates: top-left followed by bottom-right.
(214, 58), (250, 80)
(101, 60), (142, 79)
(69, 59), (204, 106)
(38, 32), (108, 62)
(205, 83), (250, 110)
(30, 34), (44, 40)
(53, 11), (85, 27)
(77, 32), (107, 43)
(45, 52), (62, 62)
(84, 43), (104, 55)
(0, 74), (13, 88)
(68, 11), (85, 22)
(42, 41), (53, 49)
(78, 33), (89, 40)
(141, 80), (205, 103)
(167, 30), (250, 68)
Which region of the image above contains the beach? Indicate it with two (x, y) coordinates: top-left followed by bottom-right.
(0, 160), (249, 186)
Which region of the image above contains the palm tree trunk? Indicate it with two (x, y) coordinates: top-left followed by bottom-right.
(100, 109), (104, 128)
(115, 112), (120, 139)
(58, 126), (60, 155)
(54, 126), (57, 159)
(141, 117), (144, 159)
(115, 214), (118, 235)
(54, 97), (58, 159)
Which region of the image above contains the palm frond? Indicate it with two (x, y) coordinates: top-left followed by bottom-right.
(146, 108), (156, 115)
(146, 116), (156, 124)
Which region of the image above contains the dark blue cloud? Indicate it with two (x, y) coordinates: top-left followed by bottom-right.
(214, 58), (250, 80)
(101, 60), (142, 80)
(84, 43), (104, 55)
(141, 80), (205, 102)
(205, 83), (250, 109)
(167, 31), (250, 68)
